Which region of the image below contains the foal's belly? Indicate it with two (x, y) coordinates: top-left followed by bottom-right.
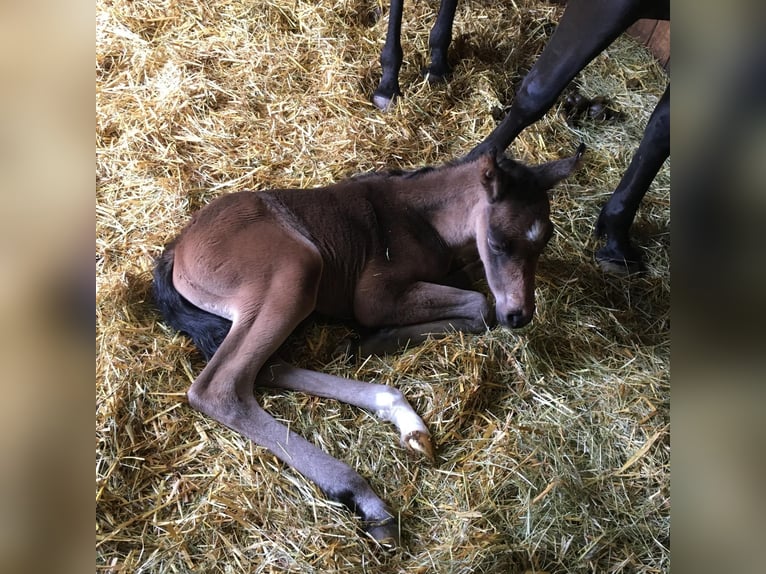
(313, 269), (359, 321)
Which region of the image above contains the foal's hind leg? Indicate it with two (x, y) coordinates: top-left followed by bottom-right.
(258, 359), (434, 461)
(181, 256), (399, 546)
(354, 281), (494, 356)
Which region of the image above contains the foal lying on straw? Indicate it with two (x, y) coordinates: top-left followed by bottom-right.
(153, 145), (583, 547)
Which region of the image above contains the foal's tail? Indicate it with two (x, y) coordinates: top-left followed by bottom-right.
(152, 243), (231, 361)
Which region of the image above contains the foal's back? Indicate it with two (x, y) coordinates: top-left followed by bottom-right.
(274, 175), (455, 301)
(172, 171), (452, 322)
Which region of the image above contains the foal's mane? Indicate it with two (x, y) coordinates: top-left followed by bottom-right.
(353, 151), (558, 203)
(350, 151), (500, 183)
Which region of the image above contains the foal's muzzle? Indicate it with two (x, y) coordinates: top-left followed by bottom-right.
(498, 307), (533, 329)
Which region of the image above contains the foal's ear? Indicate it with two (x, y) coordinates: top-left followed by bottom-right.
(531, 143), (586, 192)
(478, 148), (502, 202)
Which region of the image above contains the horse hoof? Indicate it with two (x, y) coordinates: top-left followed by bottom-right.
(595, 248), (644, 276)
(365, 518), (399, 550)
(402, 430), (435, 463)
(422, 67), (448, 84)
(373, 92), (396, 111)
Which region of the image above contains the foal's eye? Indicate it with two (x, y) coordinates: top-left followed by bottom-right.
(488, 237), (506, 254)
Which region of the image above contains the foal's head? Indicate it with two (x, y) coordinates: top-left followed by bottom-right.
(474, 145), (584, 328)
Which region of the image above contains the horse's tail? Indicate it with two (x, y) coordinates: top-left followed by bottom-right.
(152, 243), (232, 361)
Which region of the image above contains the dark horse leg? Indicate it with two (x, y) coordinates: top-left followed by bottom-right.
(595, 85), (669, 274)
(424, 0), (459, 83)
(373, 0), (404, 110)
(471, 0), (666, 154)
(469, 0), (669, 273)
(374, 0), (460, 110)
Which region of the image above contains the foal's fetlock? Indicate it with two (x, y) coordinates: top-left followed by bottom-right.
(401, 430), (435, 463)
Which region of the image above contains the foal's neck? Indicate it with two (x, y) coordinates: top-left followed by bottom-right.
(396, 159), (486, 248)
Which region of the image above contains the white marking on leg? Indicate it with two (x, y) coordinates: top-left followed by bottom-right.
(526, 220), (544, 243)
(374, 387), (433, 460)
(374, 387), (428, 435)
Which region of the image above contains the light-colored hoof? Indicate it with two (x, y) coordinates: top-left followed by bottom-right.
(402, 430), (435, 463)
(372, 93), (396, 111)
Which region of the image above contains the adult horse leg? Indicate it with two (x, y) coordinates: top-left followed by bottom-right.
(354, 281), (494, 356)
(183, 247), (399, 547)
(373, 0), (404, 110)
(257, 359), (434, 461)
(594, 84), (670, 274)
(424, 0), (459, 83)
(470, 0), (659, 156)
(374, 0), (459, 109)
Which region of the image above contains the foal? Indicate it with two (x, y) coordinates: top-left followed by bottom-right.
(153, 146), (583, 546)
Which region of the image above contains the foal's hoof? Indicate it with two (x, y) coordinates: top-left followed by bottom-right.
(402, 430), (435, 463)
(365, 518), (399, 551)
(333, 336), (359, 360)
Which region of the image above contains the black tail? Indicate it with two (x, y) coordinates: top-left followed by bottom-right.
(152, 243), (231, 360)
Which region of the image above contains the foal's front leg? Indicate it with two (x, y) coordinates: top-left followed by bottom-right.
(355, 281), (494, 356)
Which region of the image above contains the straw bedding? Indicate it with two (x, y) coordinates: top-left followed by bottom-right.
(96, 0), (670, 571)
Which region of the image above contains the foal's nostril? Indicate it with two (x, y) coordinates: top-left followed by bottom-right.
(506, 310), (529, 328)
